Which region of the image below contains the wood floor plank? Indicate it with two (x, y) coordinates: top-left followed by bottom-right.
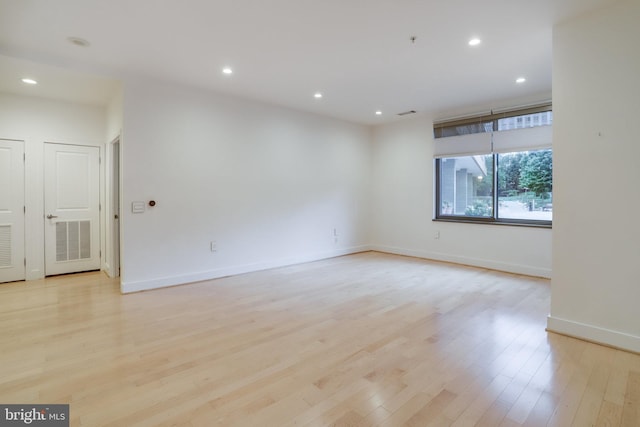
(450, 374), (511, 427)
(596, 400), (623, 427)
(406, 389), (456, 427)
(571, 346), (615, 426)
(475, 398), (511, 427)
(0, 252), (639, 426)
(521, 391), (558, 427)
(605, 351), (636, 406)
(379, 392), (435, 427)
(621, 371), (640, 427)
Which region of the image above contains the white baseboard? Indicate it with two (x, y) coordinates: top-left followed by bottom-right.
(120, 245), (371, 294)
(371, 245), (551, 278)
(547, 316), (640, 354)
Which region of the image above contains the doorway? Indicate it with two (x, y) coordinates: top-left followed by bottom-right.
(44, 143), (100, 276)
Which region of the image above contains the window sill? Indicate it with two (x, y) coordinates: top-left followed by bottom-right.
(433, 217), (552, 229)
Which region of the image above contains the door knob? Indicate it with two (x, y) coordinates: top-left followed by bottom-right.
(46, 214), (58, 219)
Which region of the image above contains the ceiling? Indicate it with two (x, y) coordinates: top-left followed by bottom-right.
(0, 0), (614, 125)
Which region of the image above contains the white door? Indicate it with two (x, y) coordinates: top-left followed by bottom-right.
(44, 143), (100, 276)
(0, 139), (25, 283)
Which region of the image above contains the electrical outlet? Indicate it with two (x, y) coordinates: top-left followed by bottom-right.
(210, 241), (217, 252)
(434, 231), (440, 240)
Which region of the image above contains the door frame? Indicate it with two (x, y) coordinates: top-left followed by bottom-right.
(106, 136), (121, 278)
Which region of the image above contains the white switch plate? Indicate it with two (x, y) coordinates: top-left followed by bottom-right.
(132, 201), (145, 213)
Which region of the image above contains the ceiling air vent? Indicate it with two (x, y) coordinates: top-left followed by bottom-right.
(397, 110), (417, 116)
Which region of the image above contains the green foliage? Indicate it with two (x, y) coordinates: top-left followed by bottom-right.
(497, 150), (552, 197)
(497, 152), (523, 194)
(519, 150), (552, 196)
(465, 199), (492, 217)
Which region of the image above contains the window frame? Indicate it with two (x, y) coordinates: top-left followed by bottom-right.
(433, 105), (552, 228)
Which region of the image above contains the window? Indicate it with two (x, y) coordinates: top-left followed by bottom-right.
(497, 149), (552, 222)
(438, 155), (494, 217)
(434, 105), (552, 226)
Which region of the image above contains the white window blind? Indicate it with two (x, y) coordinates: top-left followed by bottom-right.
(433, 103), (552, 158)
(492, 125), (552, 153)
(433, 132), (492, 158)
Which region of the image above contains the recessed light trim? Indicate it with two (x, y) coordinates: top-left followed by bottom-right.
(222, 67), (233, 75)
(375, 111), (382, 116)
(314, 92), (323, 99)
(516, 77), (526, 84)
(21, 78), (37, 85)
(67, 37), (90, 47)
(468, 38), (481, 46)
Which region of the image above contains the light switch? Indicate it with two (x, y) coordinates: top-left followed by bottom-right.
(132, 201), (145, 213)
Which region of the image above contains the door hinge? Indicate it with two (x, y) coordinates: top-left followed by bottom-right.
(99, 250), (102, 258)
(23, 153), (26, 162)
(24, 258), (26, 267)
(24, 206), (26, 214)
(99, 203), (102, 211)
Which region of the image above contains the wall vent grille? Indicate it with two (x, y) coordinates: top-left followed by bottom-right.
(0, 225), (11, 267)
(56, 221), (91, 262)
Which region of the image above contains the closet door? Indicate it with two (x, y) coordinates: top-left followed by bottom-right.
(44, 143), (100, 276)
(0, 139), (25, 283)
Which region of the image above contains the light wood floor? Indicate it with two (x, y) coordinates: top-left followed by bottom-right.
(1, 252), (638, 426)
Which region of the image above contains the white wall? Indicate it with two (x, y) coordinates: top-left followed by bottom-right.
(548, 0), (640, 352)
(371, 115), (552, 278)
(120, 80), (371, 292)
(0, 93), (106, 279)
(106, 86), (123, 143)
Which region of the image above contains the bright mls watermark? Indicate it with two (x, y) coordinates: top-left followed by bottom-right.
(0, 405), (69, 426)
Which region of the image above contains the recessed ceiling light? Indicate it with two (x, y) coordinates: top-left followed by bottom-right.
(21, 78), (37, 85)
(516, 77), (526, 83)
(67, 37), (90, 47)
(468, 38), (481, 46)
(375, 111), (382, 115)
(222, 67), (233, 75)
(314, 92), (323, 99)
